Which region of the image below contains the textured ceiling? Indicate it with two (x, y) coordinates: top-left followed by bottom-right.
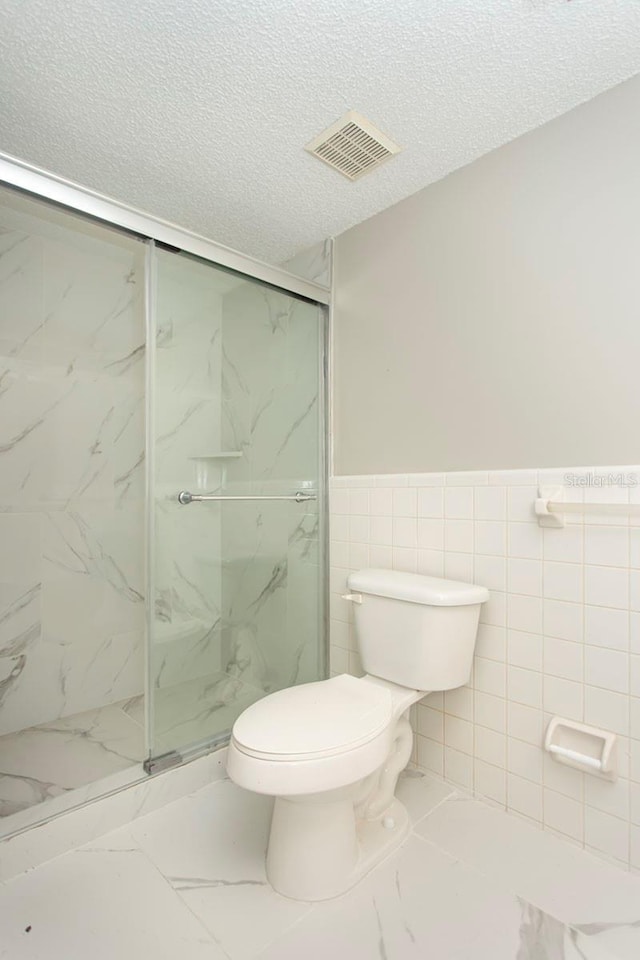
(1, 0), (640, 265)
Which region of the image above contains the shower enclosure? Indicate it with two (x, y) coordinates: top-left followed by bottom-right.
(0, 157), (328, 834)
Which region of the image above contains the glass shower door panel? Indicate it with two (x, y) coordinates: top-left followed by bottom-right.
(148, 248), (326, 761)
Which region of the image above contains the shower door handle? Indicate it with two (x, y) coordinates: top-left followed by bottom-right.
(177, 490), (316, 505)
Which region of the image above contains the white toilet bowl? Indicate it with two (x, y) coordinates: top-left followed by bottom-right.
(226, 569), (489, 902)
(226, 673), (424, 900)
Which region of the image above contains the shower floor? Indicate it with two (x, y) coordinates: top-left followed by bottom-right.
(0, 668), (265, 834)
(0, 697), (145, 828)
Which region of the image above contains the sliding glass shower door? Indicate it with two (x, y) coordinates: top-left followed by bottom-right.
(147, 246), (327, 764)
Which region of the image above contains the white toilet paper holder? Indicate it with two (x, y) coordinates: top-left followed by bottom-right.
(544, 717), (617, 780)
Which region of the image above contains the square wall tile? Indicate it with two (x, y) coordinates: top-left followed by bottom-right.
(348, 488), (369, 515)
(417, 519), (444, 551)
(508, 666), (542, 709)
(417, 487), (443, 518)
(543, 526), (583, 564)
(444, 551), (473, 581)
(508, 738), (543, 783)
(444, 746), (473, 789)
(474, 657), (507, 698)
(585, 776), (630, 821)
(585, 807), (629, 865)
(507, 702), (544, 746)
(475, 726), (506, 768)
(542, 753), (584, 801)
(544, 789), (584, 843)
(474, 760), (506, 805)
(543, 599), (583, 643)
(416, 736), (444, 777)
(392, 487), (417, 518)
(474, 691), (506, 733)
(508, 594), (542, 634)
(474, 555), (506, 592)
(369, 516), (392, 545)
(475, 521), (506, 556)
(392, 517), (417, 548)
(479, 590), (507, 627)
(416, 704), (444, 742)
(444, 487), (473, 519)
(417, 549), (444, 577)
(444, 520), (473, 553)
(475, 624), (506, 662)
(543, 561), (583, 603)
(508, 773), (543, 822)
(584, 605), (629, 651)
(543, 637), (583, 683)
(585, 565), (629, 609)
(507, 487), (538, 522)
(508, 523), (543, 560)
(391, 547), (417, 572)
(369, 544), (392, 567)
(475, 486), (506, 521)
(584, 646), (629, 694)
(508, 559), (542, 597)
(370, 487), (392, 516)
(444, 715), (473, 754)
(585, 526), (629, 568)
(543, 676), (583, 722)
(508, 630), (542, 672)
(444, 685), (473, 721)
(585, 685), (629, 736)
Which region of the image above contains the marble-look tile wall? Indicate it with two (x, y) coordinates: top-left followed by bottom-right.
(218, 274), (326, 702)
(0, 193), (146, 736)
(330, 466), (640, 871)
(281, 238), (332, 288)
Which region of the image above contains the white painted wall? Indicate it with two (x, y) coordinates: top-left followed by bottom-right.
(333, 73), (640, 476)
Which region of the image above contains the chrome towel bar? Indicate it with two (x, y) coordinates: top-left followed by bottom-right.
(177, 490), (316, 505)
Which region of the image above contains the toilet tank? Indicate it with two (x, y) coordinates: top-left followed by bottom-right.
(347, 569), (489, 691)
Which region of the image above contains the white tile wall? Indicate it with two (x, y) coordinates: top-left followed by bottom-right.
(330, 466), (640, 871)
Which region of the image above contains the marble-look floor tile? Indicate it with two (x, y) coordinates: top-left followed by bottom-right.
(2, 770), (638, 959)
(257, 834), (616, 960)
(395, 766), (457, 825)
(416, 796), (640, 935)
(0, 749), (227, 882)
(0, 845), (224, 960)
(94, 778), (313, 960)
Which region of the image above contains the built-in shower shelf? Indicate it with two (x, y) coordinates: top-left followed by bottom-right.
(188, 452), (243, 460)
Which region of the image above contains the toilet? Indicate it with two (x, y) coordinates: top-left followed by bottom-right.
(226, 568), (488, 901)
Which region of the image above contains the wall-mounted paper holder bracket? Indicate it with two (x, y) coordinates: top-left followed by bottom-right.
(544, 717), (617, 780)
(535, 486), (565, 528)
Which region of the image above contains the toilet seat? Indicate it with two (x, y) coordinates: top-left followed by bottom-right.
(226, 675), (397, 796)
(232, 674), (394, 761)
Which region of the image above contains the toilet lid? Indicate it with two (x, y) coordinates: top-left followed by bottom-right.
(231, 675), (394, 761)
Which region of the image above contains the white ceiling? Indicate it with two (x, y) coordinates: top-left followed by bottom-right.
(1, 0), (640, 265)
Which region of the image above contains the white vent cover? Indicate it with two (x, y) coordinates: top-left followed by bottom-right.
(305, 111), (401, 181)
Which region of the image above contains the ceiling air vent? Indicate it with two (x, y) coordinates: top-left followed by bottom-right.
(305, 111), (401, 181)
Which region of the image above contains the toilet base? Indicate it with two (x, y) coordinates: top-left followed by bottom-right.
(266, 794), (410, 902)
